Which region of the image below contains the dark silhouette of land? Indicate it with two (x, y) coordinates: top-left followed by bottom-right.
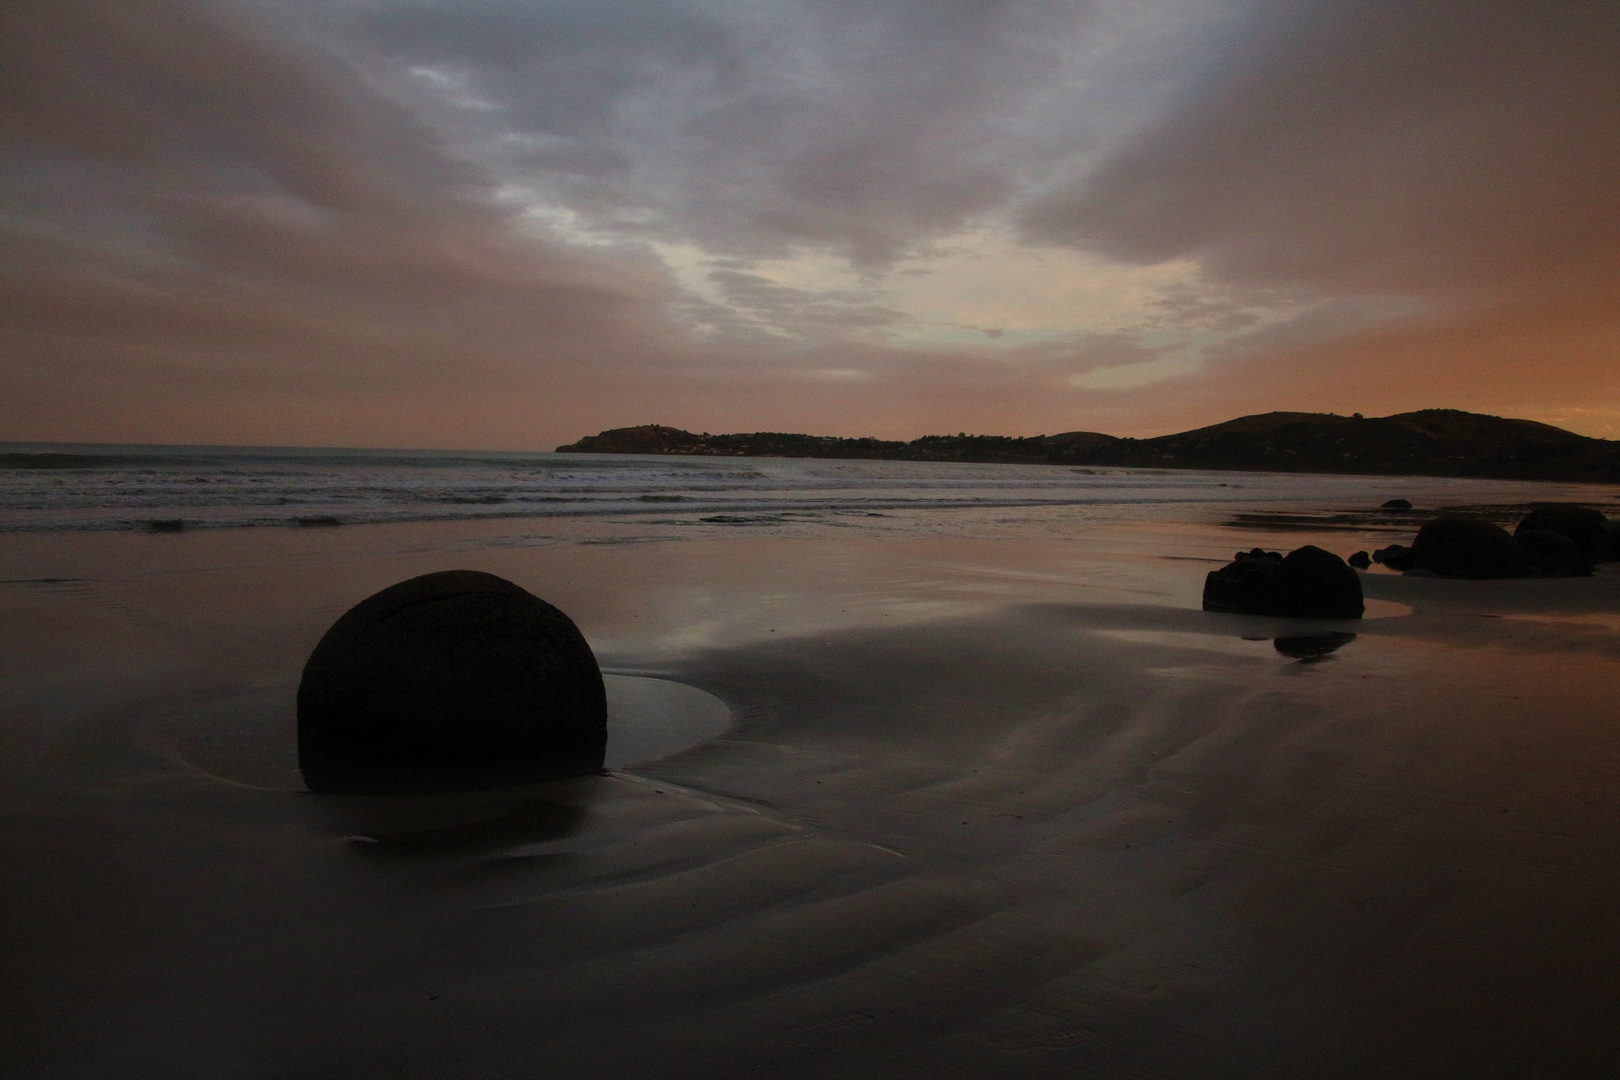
(557, 409), (1620, 482)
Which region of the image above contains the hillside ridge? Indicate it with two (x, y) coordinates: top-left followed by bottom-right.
(556, 410), (1620, 483)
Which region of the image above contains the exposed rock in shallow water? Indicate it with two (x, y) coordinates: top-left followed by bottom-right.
(297, 570), (606, 794)
(1381, 498), (1413, 510)
(1348, 550), (1372, 569)
(1203, 545), (1364, 619)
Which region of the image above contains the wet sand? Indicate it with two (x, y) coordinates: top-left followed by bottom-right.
(3, 518), (1620, 1077)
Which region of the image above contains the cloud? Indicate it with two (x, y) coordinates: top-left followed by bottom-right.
(4, 0), (1617, 448)
(1024, 0), (1620, 301)
(353, 0), (1221, 265)
(1015, 0), (1620, 435)
(0, 0), (682, 445)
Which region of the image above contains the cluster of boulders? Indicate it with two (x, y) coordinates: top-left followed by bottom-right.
(1202, 501), (1615, 619)
(1367, 502), (1618, 579)
(1203, 545), (1365, 618)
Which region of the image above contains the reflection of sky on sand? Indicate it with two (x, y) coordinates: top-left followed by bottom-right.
(1498, 612), (1620, 633)
(602, 675), (731, 767)
(586, 537), (1412, 664)
(583, 537), (1211, 663)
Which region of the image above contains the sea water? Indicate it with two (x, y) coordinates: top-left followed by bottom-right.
(1, 442), (1608, 536)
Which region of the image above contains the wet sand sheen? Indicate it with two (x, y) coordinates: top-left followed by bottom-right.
(2, 520), (1619, 1077)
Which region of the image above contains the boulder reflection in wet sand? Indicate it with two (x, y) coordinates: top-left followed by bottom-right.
(1274, 632), (1357, 659)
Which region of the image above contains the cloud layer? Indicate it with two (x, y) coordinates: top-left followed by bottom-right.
(3, 0), (1618, 446)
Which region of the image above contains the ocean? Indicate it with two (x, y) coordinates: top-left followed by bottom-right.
(1, 441), (1607, 535)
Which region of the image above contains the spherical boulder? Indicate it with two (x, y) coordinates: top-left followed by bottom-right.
(298, 570), (607, 794)
(1203, 545), (1363, 618)
(1274, 545), (1365, 618)
(1514, 504), (1610, 561)
(1409, 515), (1529, 579)
(1515, 529), (1593, 578)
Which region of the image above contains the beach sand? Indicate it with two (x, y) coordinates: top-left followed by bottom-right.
(4, 516), (1620, 1077)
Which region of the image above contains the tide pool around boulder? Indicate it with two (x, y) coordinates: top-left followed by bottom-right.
(297, 570), (607, 794)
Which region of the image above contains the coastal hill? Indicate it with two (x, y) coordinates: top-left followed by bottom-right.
(557, 410), (1620, 482)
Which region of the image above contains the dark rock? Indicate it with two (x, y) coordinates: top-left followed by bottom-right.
(1514, 503), (1609, 561)
(1348, 550), (1372, 569)
(1381, 498), (1413, 510)
(1408, 515), (1530, 579)
(295, 516), (342, 527)
(1275, 546), (1365, 617)
(1514, 529), (1594, 577)
(1607, 520), (1620, 562)
(147, 519), (185, 533)
(1372, 544), (1417, 570)
(1203, 545), (1364, 618)
(1274, 632), (1356, 659)
(1203, 548), (1281, 615)
(297, 570), (607, 794)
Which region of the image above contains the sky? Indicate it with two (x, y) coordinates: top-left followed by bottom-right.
(2, 0), (1618, 449)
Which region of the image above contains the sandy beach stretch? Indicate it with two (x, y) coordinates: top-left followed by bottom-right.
(4, 502), (1620, 1078)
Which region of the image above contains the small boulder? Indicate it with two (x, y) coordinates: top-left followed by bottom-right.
(1348, 550), (1372, 569)
(1514, 504), (1610, 561)
(1203, 545), (1364, 618)
(1515, 529), (1593, 577)
(1381, 498), (1413, 510)
(1408, 515), (1529, 579)
(298, 570), (607, 794)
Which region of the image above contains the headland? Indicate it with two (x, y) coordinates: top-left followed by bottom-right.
(558, 409), (1620, 483)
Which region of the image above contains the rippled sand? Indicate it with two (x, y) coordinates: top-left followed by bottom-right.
(3, 518), (1620, 1077)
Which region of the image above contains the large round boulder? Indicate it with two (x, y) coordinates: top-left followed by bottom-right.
(1203, 545), (1364, 618)
(1515, 529), (1594, 577)
(298, 570), (607, 794)
(1409, 515), (1529, 579)
(1515, 504), (1610, 561)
